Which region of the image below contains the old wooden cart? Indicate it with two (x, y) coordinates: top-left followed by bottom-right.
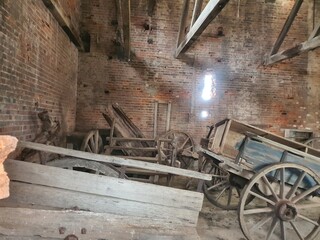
(199, 118), (320, 240)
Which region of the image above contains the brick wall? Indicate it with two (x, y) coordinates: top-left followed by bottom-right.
(77, 0), (318, 144)
(0, 0), (79, 141)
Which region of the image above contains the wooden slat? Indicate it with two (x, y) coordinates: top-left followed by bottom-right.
(270, 0), (304, 55)
(42, 0), (82, 49)
(0, 182), (199, 226)
(175, 0), (230, 57)
(18, 141), (212, 180)
(0, 208), (200, 239)
(308, 21), (320, 40)
(265, 35), (320, 65)
(177, 0), (190, 47)
(5, 160), (204, 211)
(191, 0), (204, 26)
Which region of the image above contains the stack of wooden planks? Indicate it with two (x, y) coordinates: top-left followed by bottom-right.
(0, 141), (208, 239)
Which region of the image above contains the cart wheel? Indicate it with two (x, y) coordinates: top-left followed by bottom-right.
(161, 130), (195, 169)
(46, 157), (121, 177)
(238, 163), (320, 240)
(81, 130), (103, 154)
(202, 158), (250, 210)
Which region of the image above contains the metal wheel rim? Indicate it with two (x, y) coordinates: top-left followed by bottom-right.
(238, 163), (320, 240)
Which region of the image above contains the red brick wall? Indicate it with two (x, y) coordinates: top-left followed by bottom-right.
(77, 0), (318, 143)
(0, 0), (79, 141)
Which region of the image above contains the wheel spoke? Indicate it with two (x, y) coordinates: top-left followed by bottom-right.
(86, 145), (93, 153)
(280, 221), (286, 240)
(207, 180), (227, 191)
(292, 185), (320, 203)
(266, 217), (278, 240)
(249, 215), (273, 232)
(215, 187), (228, 201)
(243, 207), (273, 215)
(180, 137), (190, 150)
(286, 171), (306, 200)
(280, 167), (285, 199)
(290, 222), (304, 240)
(297, 214), (320, 226)
(296, 203), (320, 210)
(262, 175), (280, 201)
(94, 131), (99, 153)
(249, 190), (276, 206)
(227, 187), (232, 206)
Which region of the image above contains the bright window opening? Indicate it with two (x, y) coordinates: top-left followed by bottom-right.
(201, 110), (209, 118)
(201, 74), (216, 101)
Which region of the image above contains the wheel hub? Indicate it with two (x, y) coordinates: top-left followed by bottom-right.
(276, 201), (297, 221)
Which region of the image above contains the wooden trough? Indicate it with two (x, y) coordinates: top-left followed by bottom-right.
(0, 141), (210, 239)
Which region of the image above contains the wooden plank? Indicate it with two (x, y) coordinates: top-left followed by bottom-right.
(308, 20), (320, 40)
(154, 101), (158, 138)
(175, 0), (230, 57)
(177, 0), (190, 47)
(105, 146), (158, 151)
(270, 0), (304, 55)
(265, 35), (320, 65)
(191, 0), (204, 26)
(0, 182), (199, 226)
(17, 141), (212, 180)
(42, 0), (82, 49)
(122, 0), (131, 60)
(5, 160), (204, 211)
(0, 208), (201, 239)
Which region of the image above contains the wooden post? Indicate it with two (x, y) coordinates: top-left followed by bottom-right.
(154, 101), (158, 138)
(166, 102), (172, 132)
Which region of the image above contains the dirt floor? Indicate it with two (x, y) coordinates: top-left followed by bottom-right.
(197, 198), (247, 240)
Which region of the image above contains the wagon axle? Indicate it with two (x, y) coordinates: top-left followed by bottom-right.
(276, 201), (297, 222)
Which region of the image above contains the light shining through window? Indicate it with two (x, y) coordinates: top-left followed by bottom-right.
(202, 74), (215, 101)
(201, 110), (209, 118)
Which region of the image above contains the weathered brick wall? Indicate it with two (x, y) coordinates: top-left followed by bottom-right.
(0, 0), (79, 141)
(77, 0), (317, 143)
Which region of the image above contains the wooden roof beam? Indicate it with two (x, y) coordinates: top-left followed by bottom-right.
(270, 0), (304, 55)
(116, 0), (131, 61)
(265, 35), (320, 66)
(175, 0), (230, 58)
(42, 0), (83, 50)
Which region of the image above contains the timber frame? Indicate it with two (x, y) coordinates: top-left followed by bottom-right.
(264, 0), (320, 66)
(175, 0), (230, 58)
(116, 0), (131, 61)
(42, 0), (83, 50)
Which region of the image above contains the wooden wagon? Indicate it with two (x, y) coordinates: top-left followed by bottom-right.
(199, 118), (320, 240)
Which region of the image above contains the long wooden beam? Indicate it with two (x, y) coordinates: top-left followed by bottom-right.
(265, 35), (320, 65)
(270, 0), (304, 55)
(190, 0), (204, 27)
(177, 0), (191, 47)
(308, 21), (320, 40)
(42, 0), (83, 50)
(18, 141), (212, 180)
(116, 0), (131, 60)
(175, 0), (229, 58)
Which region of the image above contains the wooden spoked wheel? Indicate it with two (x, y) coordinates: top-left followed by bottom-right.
(161, 130), (195, 169)
(238, 163), (320, 240)
(202, 158), (247, 210)
(81, 130), (103, 154)
(46, 157), (120, 178)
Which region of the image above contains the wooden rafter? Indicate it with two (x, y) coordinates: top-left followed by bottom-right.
(265, 35), (320, 65)
(42, 0), (83, 50)
(190, 0), (204, 27)
(270, 0), (304, 55)
(175, 0), (229, 58)
(116, 0), (131, 61)
(265, 0), (320, 66)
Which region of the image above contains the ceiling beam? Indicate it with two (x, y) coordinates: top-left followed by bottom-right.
(176, 0), (190, 48)
(116, 0), (131, 61)
(190, 0), (204, 27)
(265, 35), (320, 65)
(270, 0), (304, 55)
(175, 0), (229, 58)
(42, 0), (83, 50)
